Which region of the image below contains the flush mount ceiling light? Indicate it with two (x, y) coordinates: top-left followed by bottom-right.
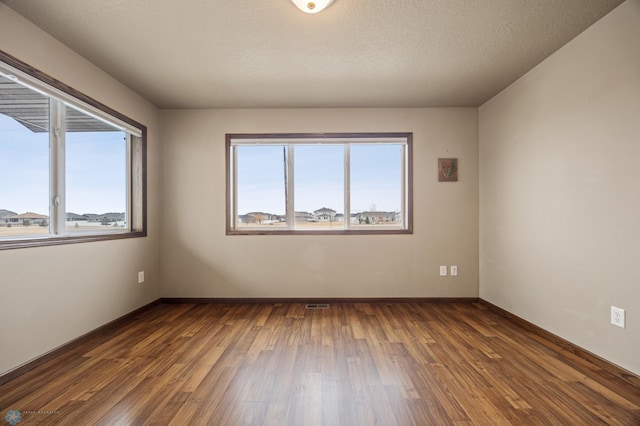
(291, 0), (335, 14)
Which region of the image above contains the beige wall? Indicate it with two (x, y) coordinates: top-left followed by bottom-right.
(160, 108), (479, 298)
(479, 0), (640, 374)
(5, 0), (636, 381)
(0, 5), (161, 375)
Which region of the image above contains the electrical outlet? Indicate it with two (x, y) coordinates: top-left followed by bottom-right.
(439, 266), (447, 276)
(450, 265), (458, 276)
(611, 306), (625, 328)
(138, 271), (145, 284)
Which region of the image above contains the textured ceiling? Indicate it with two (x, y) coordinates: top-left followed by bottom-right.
(1, 0), (625, 109)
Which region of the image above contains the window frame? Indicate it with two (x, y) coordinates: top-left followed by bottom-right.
(226, 132), (413, 235)
(0, 50), (147, 250)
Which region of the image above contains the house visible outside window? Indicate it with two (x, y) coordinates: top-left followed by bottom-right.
(0, 51), (146, 249)
(227, 133), (412, 235)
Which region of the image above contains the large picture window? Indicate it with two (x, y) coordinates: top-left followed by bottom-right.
(227, 133), (412, 235)
(0, 51), (146, 249)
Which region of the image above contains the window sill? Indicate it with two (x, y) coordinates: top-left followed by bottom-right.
(226, 228), (412, 236)
(0, 231), (147, 250)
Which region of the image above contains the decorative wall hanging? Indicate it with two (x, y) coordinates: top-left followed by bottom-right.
(438, 158), (458, 182)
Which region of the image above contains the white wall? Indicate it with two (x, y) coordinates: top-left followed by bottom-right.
(479, 0), (640, 374)
(0, 5), (161, 375)
(160, 108), (479, 298)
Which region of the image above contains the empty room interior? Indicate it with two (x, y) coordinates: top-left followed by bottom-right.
(0, 0), (639, 424)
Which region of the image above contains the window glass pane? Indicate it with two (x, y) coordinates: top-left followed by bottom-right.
(65, 105), (128, 232)
(294, 144), (344, 230)
(236, 145), (286, 228)
(350, 144), (403, 227)
(0, 76), (50, 237)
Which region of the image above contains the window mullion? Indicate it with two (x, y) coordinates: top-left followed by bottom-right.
(50, 100), (66, 235)
(287, 144), (295, 229)
(401, 144), (406, 228)
(126, 133), (132, 229)
(232, 145), (238, 230)
(344, 144), (350, 230)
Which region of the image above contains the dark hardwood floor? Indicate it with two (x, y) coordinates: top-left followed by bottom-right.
(1, 302), (639, 425)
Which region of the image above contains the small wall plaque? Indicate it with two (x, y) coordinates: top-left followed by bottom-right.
(438, 158), (458, 182)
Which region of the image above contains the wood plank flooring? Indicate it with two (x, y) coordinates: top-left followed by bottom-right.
(1, 302), (639, 425)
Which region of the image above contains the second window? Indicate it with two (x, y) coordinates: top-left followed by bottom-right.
(227, 133), (412, 234)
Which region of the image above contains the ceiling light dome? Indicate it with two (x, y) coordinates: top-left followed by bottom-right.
(290, 0), (335, 14)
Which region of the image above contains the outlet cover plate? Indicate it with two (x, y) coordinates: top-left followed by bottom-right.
(439, 266), (447, 276)
(450, 265), (458, 276)
(611, 306), (625, 328)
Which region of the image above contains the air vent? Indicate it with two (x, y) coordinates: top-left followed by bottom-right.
(305, 303), (329, 310)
